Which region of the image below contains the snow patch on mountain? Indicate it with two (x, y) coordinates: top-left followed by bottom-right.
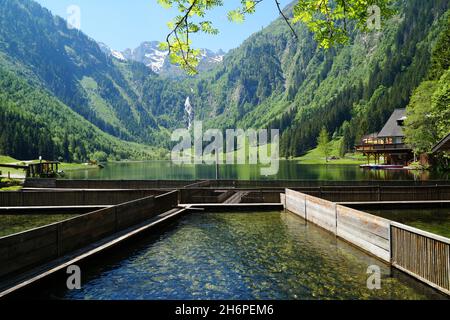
(99, 41), (225, 74)
(111, 50), (126, 61)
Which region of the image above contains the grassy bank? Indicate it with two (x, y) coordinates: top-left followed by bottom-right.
(295, 139), (366, 165)
(0, 155), (23, 179)
(0, 155), (18, 163)
(59, 162), (100, 171)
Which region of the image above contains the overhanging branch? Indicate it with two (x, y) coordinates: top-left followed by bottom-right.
(275, 0), (298, 40)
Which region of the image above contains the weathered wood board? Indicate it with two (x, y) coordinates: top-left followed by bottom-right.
(285, 189), (306, 219)
(0, 190), (161, 207)
(280, 193), (286, 209)
(305, 194), (337, 234)
(336, 205), (390, 262)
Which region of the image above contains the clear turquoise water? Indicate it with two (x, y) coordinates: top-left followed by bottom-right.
(45, 212), (444, 300)
(63, 161), (446, 181)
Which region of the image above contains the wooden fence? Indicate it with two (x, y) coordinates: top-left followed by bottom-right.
(306, 185), (450, 202)
(178, 186), (450, 204)
(286, 188), (450, 294)
(178, 186), (450, 205)
(25, 179), (201, 189)
(285, 189), (390, 262)
(0, 191), (178, 282)
(336, 206), (391, 263)
(0, 190), (163, 207)
(24, 179), (450, 190)
(391, 223), (450, 295)
(210, 180), (450, 188)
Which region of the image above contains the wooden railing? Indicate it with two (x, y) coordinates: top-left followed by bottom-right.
(285, 189), (450, 296)
(356, 143), (410, 152)
(391, 222), (450, 295)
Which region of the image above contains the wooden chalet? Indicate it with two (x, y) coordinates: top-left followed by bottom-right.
(356, 109), (413, 166)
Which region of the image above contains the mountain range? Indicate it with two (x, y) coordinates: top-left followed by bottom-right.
(99, 41), (225, 76)
(0, 0), (448, 162)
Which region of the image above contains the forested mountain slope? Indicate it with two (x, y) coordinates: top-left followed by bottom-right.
(0, 0), (190, 160)
(188, 0), (449, 157)
(0, 66), (166, 161)
(404, 12), (450, 164)
(0, 0), (448, 162)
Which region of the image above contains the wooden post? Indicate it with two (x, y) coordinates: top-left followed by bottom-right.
(215, 152), (219, 180)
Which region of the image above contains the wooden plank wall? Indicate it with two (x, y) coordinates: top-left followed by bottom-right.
(286, 189), (337, 233)
(52, 180), (197, 189)
(285, 189), (307, 219)
(0, 191), (179, 281)
(305, 194), (337, 234)
(24, 179), (450, 190)
(241, 191), (281, 204)
(286, 189), (391, 262)
(280, 193), (286, 209)
(216, 180), (450, 188)
(336, 205), (391, 262)
(181, 189), (282, 204)
(0, 190), (162, 207)
(0, 225), (59, 280)
(316, 186), (450, 202)
(285, 188), (450, 295)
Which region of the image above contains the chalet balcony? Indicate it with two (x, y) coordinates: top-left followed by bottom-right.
(355, 143), (411, 153)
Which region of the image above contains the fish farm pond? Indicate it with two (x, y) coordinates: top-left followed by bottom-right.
(26, 211), (445, 300)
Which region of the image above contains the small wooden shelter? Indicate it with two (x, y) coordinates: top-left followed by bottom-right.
(0, 161), (60, 178)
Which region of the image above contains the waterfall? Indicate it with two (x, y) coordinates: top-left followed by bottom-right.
(184, 96), (194, 130)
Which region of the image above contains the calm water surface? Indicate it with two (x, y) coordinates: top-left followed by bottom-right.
(64, 161), (447, 181)
(42, 212), (444, 300)
(367, 208), (450, 239)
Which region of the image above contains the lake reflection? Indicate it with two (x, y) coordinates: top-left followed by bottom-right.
(64, 161), (445, 181)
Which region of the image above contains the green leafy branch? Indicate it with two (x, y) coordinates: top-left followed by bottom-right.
(158, 0), (395, 74)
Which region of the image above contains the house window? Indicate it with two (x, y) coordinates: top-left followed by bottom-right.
(394, 137), (403, 144)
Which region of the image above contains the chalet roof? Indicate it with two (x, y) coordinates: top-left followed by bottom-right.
(378, 109), (407, 138)
(432, 133), (450, 153)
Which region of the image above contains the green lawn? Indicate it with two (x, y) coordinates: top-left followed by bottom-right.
(59, 162), (99, 171)
(295, 138), (366, 165)
(0, 155), (18, 163)
(0, 185), (22, 191)
(0, 155), (25, 178)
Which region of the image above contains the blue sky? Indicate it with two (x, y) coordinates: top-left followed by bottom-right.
(35, 0), (291, 52)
